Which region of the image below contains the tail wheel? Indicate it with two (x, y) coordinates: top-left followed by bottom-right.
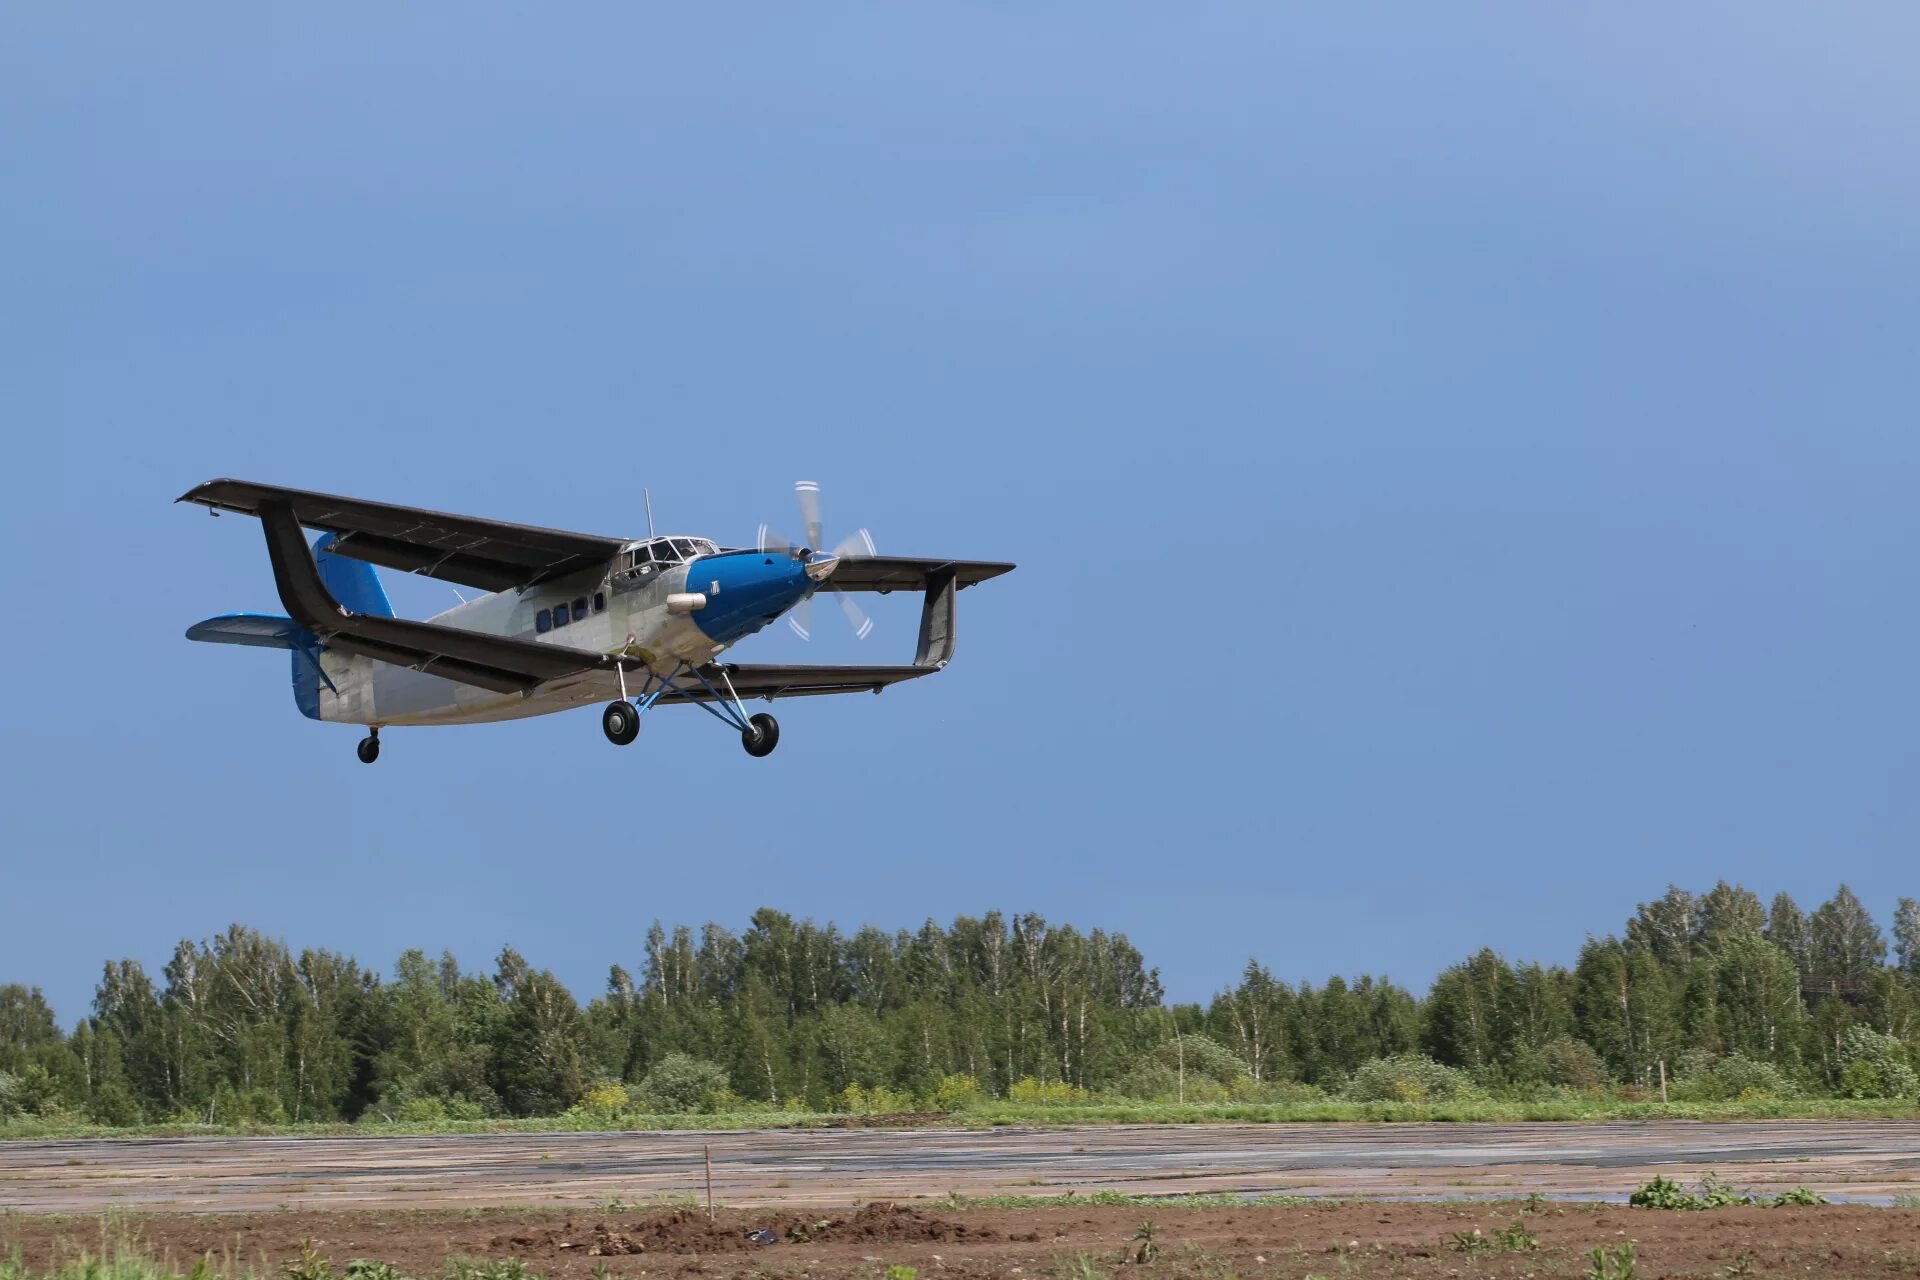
(602, 700), (640, 746)
(742, 712), (780, 757)
(356, 734), (381, 764)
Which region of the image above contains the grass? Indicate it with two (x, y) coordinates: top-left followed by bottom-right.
(959, 1096), (1920, 1126)
(6, 1095), (1915, 1141)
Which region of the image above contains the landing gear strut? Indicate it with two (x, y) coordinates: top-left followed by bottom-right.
(356, 729), (381, 764)
(602, 660), (782, 758)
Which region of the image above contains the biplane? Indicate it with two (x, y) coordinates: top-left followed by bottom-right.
(179, 479), (1014, 763)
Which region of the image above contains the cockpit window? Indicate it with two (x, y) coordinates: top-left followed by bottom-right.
(671, 538), (697, 559)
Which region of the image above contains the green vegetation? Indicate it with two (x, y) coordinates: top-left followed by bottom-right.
(1586, 1242), (1638, 1280)
(1449, 1218), (1539, 1254)
(1628, 1173), (1827, 1209)
(3, 883), (1919, 1136)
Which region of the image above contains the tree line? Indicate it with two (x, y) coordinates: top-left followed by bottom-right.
(2, 885), (1917, 1126)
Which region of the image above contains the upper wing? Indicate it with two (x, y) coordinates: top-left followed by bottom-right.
(179, 478), (629, 592)
(828, 555), (1015, 593)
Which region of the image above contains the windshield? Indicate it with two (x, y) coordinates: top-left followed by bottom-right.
(630, 537), (716, 567)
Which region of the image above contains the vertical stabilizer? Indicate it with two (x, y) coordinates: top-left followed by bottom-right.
(291, 535), (391, 718)
(313, 533), (393, 617)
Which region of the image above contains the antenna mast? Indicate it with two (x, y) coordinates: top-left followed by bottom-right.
(643, 488), (656, 539)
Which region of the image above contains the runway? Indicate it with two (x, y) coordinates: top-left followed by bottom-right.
(4, 1121), (1916, 1212)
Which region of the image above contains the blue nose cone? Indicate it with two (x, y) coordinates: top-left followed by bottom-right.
(689, 552), (812, 645)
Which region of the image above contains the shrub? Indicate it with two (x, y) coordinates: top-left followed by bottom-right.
(1006, 1076), (1090, 1105)
(574, 1081), (631, 1117)
(1540, 1037), (1609, 1091)
(632, 1053), (730, 1114)
(705, 1087), (782, 1114)
(1835, 1026), (1920, 1099)
(1670, 1053), (1794, 1102)
(0, 1072), (19, 1119)
(837, 1083), (919, 1114)
(1627, 1175), (1697, 1209)
(1231, 1077), (1326, 1104)
(1154, 1033), (1253, 1084)
(1104, 1063), (1226, 1104)
(929, 1073), (984, 1111)
(210, 1083), (286, 1126)
(397, 1097), (448, 1123)
(1342, 1054), (1481, 1103)
(1628, 1172), (1824, 1210)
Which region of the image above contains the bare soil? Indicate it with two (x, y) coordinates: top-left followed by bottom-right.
(9, 1201), (1920, 1279)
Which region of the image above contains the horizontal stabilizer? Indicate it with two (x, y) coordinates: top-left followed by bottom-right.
(185, 613), (305, 650)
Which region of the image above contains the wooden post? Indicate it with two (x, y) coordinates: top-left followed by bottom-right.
(1657, 1059), (1668, 1104)
(1175, 1030), (1185, 1106)
(704, 1143), (715, 1221)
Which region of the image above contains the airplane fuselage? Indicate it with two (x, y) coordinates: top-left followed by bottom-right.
(305, 541), (816, 728)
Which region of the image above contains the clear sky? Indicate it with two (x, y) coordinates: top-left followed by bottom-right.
(4, 6), (1916, 1024)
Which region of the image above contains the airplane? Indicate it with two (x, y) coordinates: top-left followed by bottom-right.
(179, 479), (1014, 763)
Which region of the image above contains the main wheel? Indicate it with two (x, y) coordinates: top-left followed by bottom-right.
(602, 700), (640, 746)
(742, 712), (780, 757)
(356, 735), (380, 764)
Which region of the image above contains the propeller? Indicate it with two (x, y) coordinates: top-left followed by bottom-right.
(757, 481), (876, 641)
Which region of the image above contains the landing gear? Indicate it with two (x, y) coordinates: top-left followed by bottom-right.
(356, 730), (381, 764)
(742, 712), (780, 757)
(605, 661), (782, 759)
(602, 700), (640, 746)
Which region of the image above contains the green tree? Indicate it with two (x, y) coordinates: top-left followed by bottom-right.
(492, 953), (586, 1116)
(1893, 898), (1920, 979)
(1710, 932), (1804, 1065)
(1808, 885), (1887, 1005)
(1765, 892), (1813, 986)
(1695, 881), (1767, 950)
(1626, 886), (1697, 970)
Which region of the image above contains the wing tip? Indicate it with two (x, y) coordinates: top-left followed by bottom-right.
(177, 476), (242, 504)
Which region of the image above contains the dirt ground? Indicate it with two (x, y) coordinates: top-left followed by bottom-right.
(8, 1201), (1920, 1279)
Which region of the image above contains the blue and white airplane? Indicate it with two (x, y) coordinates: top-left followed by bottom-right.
(180, 479), (1013, 763)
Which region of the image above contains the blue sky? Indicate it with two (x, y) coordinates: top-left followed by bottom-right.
(3, 6), (1916, 1023)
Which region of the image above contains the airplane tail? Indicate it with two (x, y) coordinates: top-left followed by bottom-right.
(184, 534), (394, 720)
(312, 533), (394, 618)
(288, 535), (393, 717)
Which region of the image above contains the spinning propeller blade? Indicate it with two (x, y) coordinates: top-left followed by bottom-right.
(763, 482), (876, 642)
(796, 480), (824, 553)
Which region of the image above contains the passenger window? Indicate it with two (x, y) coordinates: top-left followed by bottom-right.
(536, 609), (551, 634)
(592, 592), (606, 613)
(553, 603), (570, 627)
(573, 597), (588, 618)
